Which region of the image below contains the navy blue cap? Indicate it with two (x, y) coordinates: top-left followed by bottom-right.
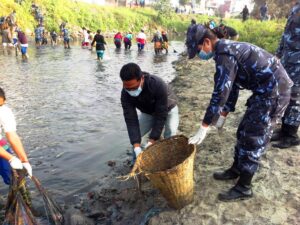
(186, 24), (207, 59)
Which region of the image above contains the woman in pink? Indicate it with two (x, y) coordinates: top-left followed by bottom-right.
(114, 32), (123, 49)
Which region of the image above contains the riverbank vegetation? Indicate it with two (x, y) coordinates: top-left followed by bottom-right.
(1, 0), (286, 53)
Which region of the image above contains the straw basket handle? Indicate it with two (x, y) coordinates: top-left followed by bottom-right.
(116, 154), (144, 194)
(117, 152), (144, 181)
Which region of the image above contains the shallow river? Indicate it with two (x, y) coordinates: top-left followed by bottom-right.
(0, 40), (185, 197)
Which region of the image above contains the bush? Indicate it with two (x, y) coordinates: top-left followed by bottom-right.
(221, 18), (286, 53)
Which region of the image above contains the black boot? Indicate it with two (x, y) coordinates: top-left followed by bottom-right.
(270, 128), (284, 142)
(218, 172), (253, 202)
(272, 124), (300, 149)
(213, 163), (240, 180)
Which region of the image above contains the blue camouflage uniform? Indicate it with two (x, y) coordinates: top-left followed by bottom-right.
(35, 26), (44, 43)
(204, 39), (292, 174)
(276, 1), (300, 127)
(186, 23), (197, 58)
(62, 28), (70, 43)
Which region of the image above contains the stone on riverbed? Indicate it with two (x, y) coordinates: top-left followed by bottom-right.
(64, 208), (94, 225)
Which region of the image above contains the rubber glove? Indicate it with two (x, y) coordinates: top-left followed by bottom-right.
(134, 146), (142, 158)
(144, 141), (153, 149)
(22, 162), (33, 177)
(188, 125), (209, 145)
(215, 115), (226, 129)
(9, 156), (23, 170)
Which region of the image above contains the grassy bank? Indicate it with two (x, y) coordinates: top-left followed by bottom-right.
(0, 0), (286, 53)
(222, 18), (286, 54)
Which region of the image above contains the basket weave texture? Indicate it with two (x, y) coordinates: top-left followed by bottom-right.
(134, 135), (196, 209)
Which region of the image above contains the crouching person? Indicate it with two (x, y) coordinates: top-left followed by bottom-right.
(0, 87), (32, 184)
(120, 63), (179, 164)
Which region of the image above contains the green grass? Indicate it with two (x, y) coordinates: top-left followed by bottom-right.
(0, 0), (286, 53)
(219, 18), (286, 53)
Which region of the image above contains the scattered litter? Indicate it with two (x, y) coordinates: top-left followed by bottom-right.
(139, 207), (161, 225)
(3, 169), (64, 225)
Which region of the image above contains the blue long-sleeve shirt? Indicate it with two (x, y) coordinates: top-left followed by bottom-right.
(203, 39), (291, 125)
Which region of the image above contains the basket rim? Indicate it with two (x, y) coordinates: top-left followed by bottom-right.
(140, 135), (196, 175)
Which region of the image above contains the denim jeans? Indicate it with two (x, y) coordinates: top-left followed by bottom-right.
(131, 106), (179, 166)
(139, 105), (179, 140)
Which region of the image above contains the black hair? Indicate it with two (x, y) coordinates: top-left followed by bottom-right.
(0, 87), (6, 100)
(120, 63), (142, 81)
(191, 19), (196, 24)
(198, 24), (225, 45)
(97, 29), (101, 34)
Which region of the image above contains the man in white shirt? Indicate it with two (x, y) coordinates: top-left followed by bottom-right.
(0, 87), (32, 184)
(136, 29), (147, 51)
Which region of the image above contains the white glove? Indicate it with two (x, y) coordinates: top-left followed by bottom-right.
(22, 162), (33, 177)
(134, 146), (142, 158)
(215, 115), (226, 129)
(188, 125), (209, 145)
(9, 156), (23, 170)
(144, 141), (153, 149)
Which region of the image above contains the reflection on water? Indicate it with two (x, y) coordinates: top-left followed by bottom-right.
(0, 41), (184, 196)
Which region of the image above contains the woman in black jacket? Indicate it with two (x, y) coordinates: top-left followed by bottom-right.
(91, 29), (107, 60)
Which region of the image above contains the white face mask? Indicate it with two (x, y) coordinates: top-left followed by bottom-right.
(126, 86), (142, 97)
(126, 82), (143, 97)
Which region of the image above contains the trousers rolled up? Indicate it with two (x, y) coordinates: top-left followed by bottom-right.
(139, 105), (179, 140)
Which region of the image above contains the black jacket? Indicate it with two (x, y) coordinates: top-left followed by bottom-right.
(91, 34), (106, 50)
(121, 73), (177, 145)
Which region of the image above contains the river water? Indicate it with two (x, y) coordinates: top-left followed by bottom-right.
(0, 40), (184, 197)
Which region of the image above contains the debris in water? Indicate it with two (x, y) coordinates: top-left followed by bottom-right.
(107, 161), (116, 167)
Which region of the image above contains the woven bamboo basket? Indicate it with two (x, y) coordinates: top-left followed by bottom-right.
(132, 135), (196, 209)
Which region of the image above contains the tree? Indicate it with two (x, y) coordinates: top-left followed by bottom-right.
(154, 0), (173, 19)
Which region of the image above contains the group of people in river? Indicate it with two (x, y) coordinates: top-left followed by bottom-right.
(0, 11), (29, 60)
(0, 0), (299, 208)
(87, 28), (169, 60)
(113, 29), (169, 54)
(0, 13), (170, 62)
(0, 4), (172, 63)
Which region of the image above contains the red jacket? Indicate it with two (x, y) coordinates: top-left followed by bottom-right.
(136, 38), (146, 44)
(114, 33), (123, 41)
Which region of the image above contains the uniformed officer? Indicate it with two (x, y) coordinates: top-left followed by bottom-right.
(186, 24), (293, 201)
(272, 0), (300, 148)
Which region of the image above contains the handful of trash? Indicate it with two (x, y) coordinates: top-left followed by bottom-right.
(3, 169), (64, 225)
